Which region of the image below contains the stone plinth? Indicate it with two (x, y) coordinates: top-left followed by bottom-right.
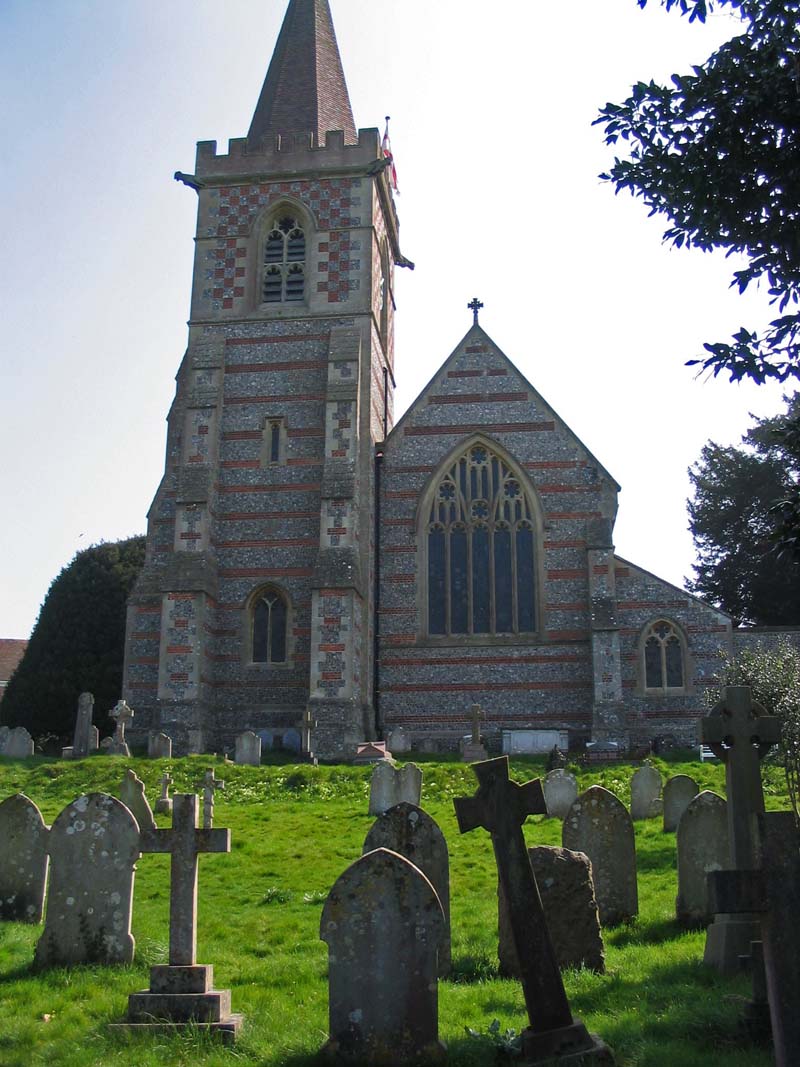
(115, 964), (242, 1044)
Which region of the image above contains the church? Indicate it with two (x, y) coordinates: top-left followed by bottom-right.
(122, 0), (760, 760)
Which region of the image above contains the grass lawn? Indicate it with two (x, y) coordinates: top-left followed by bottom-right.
(0, 753), (787, 1067)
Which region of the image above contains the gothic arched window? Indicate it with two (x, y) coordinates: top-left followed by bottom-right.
(252, 587), (289, 664)
(424, 441), (538, 637)
(642, 620), (686, 691)
(262, 214), (306, 304)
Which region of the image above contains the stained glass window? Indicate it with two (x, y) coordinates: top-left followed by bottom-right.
(643, 620), (685, 691)
(253, 589), (288, 664)
(426, 442), (537, 635)
(263, 215), (306, 303)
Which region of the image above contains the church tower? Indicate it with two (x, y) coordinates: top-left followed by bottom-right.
(123, 0), (405, 759)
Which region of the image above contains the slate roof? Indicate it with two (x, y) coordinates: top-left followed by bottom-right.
(248, 0), (357, 147)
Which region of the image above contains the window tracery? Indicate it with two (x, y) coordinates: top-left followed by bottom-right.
(252, 588), (288, 664)
(263, 215), (305, 303)
(642, 620), (685, 691)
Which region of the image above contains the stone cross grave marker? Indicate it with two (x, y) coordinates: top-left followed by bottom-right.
(363, 801), (451, 976)
(235, 730), (261, 766)
(701, 686), (779, 974)
(148, 731), (173, 759)
(119, 793), (241, 1041)
(461, 703), (488, 762)
(676, 790), (729, 928)
(630, 765), (662, 821)
(562, 785), (638, 927)
(543, 769), (578, 820)
(120, 768), (156, 832)
(108, 699), (134, 755)
(156, 772), (174, 815)
(368, 761), (422, 816)
(454, 756), (613, 1063)
(662, 774), (699, 832)
(320, 847), (445, 1064)
(708, 811), (800, 1067)
(34, 793), (139, 967)
(72, 691), (95, 759)
(0, 794), (49, 922)
(199, 768), (224, 829)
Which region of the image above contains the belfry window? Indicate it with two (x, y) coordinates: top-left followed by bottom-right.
(643, 620), (685, 691)
(425, 442), (538, 636)
(252, 588), (288, 664)
(263, 215), (305, 303)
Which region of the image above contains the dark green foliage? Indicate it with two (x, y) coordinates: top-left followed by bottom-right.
(1, 536), (145, 740)
(597, 0), (800, 555)
(688, 394), (800, 622)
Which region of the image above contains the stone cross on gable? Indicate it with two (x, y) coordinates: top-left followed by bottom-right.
(467, 296), (483, 325)
(140, 793), (230, 967)
(454, 756), (606, 1060)
(702, 686), (780, 869)
(470, 703), (484, 746)
(199, 768), (224, 829)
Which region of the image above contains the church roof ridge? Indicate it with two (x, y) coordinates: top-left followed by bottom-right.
(247, 0), (357, 149)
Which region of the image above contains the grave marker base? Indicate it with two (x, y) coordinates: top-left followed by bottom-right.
(521, 1019), (615, 1064)
(114, 964), (242, 1043)
(703, 913), (761, 975)
(461, 742), (488, 762)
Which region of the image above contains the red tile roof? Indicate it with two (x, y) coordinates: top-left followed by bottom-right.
(0, 639), (28, 685)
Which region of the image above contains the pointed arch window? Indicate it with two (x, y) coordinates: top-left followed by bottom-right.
(263, 214), (306, 304)
(425, 442), (538, 637)
(252, 588), (288, 664)
(642, 620), (686, 691)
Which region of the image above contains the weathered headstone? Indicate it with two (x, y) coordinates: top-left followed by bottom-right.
(630, 765), (662, 821)
(234, 730), (261, 766)
(455, 757), (614, 1064)
(543, 769), (578, 820)
(199, 768), (224, 829)
(4, 727), (34, 758)
(148, 732), (173, 759)
(89, 725), (99, 751)
(99, 736), (114, 752)
(364, 801), (451, 976)
(0, 794), (49, 922)
(34, 793), (139, 966)
(702, 686), (779, 974)
(115, 793), (242, 1042)
(662, 774), (699, 832)
(460, 702), (489, 762)
(387, 725), (411, 754)
(108, 699), (134, 756)
(156, 772), (174, 815)
(368, 761), (422, 816)
(120, 768), (156, 832)
(563, 785), (638, 927)
(71, 691), (95, 759)
(676, 790), (729, 928)
(499, 846), (604, 976)
(320, 847), (445, 1063)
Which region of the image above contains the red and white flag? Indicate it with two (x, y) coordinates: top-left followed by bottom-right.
(382, 116), (399, 194)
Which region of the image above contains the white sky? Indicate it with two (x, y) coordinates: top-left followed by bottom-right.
(0, 0), (785, 638)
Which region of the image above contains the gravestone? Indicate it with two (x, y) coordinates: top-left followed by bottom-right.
(120, 768), (156, 832)
(702, 686), (780, 975)
(89, 725), (99, 752)
(108, 699), (134, 756)
(4, 727), (34, 758)
(676, 790), (729, 928)
(320, 847), (445, 1063)
(368, 761), (422, 816)
(363, 802), (451, 976)
(499, 845), (604, 976)
(460, 703), (489, 762)
(563, 786), (638, 927)
(199, 768), (224, 828)
(99, 736), (114, 752)
(235, 730), (261, 766)
(387, 726), (411, 754)
(115, 793), (242, 1042)
(543, 770), (578, 820)
(0, 794), (49, 922)
(148, 732), (173, 759)
(630, 766), (662, 820)
(71, 691), (95, 759)
(156, 772), (174, 815)
(0, 725), (9, 752)
(34, 793), (139, 967)
(662, 774), (699, 832)
(282, 728), (301, 754)
(455, 757), (614, 1064)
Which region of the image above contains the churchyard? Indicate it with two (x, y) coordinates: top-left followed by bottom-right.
(0, 751), (788, 1067)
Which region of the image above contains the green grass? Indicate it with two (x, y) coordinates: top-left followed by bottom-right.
(0, 754), (783, 1067)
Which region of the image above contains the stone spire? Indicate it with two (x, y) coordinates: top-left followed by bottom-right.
(248, 0), (357, 147)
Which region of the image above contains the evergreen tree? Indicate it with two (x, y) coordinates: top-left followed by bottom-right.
(1, 536), (145, 740)
(596, 0), (800, 556)
(688, 395), (800, 623)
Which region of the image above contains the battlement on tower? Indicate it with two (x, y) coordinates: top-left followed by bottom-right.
(195, 127), (381, 179)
